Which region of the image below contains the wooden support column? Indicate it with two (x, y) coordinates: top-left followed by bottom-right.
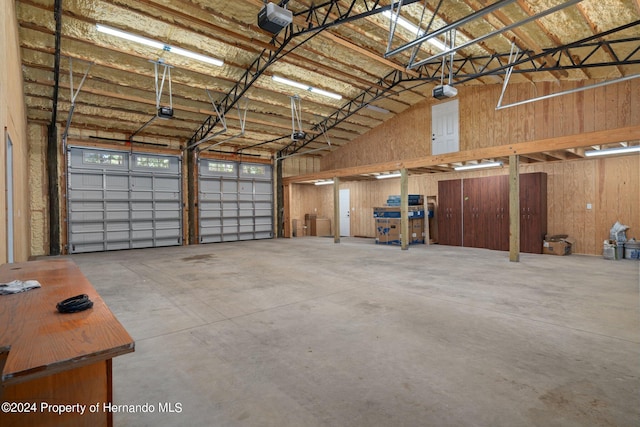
(333, 177), (340, 244)
(282, 183), (291, 238)
(509, 155), (520, 262)
(401, 168), (409, 251)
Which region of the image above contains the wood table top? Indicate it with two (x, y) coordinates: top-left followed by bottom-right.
(0, 258), (134, 385)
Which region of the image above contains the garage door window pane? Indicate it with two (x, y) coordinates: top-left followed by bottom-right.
(136, 156), (170, 169)
(209, 162), (235, 173)
(84, 152), (124, 166)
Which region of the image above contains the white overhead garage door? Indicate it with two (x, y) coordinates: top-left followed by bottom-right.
(198, 158), (273, 243)
(67, 146), (183, 253)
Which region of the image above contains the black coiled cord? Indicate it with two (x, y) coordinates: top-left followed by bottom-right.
(56, 294), (93, 313)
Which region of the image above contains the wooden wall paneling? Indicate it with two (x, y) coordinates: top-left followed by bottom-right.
(618, 80), (632, 128)
(605, 83), (620, 131)
(473, 86), (483, 150)
(545, 162), (562, 236)
(480, 86), (494, 150)
(458, 88), (471, 151)
(552, 82), (565, 138)
(581, 81), (596, 133)
(536, 82), (551, 141)
(522, 83), (535, 142)
(567, 83), (579, 136)
(510, 86), (525, 144)
(582, 160), (597, 254)
(610, 156), (640, 237)
(631, 79), (640, 130)
(562, 161), (582, 250)
(574, 85), (585, 134)
(592, 156), (640, 245)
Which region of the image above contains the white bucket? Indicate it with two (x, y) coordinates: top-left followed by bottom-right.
(624, 242), (640, 259)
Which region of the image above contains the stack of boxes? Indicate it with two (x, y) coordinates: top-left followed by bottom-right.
(374, 195), (425, 245)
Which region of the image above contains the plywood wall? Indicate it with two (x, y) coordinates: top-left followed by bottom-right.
(321, 79), (640, 170)
(282, 155), (321, 177)
(290, 155), (639, 256)
(1, 2), (31, 263)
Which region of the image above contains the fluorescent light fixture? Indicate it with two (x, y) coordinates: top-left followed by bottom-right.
(584, 145), (640, 157)
(314, 180), (334, 186)
(375, 173), (402, 179)
(454, 161), (503, 171)
(310, 87), (342, 100)
(168, 46), (223, 66)
(382, 10), (447, 51)
(96, 24), (223, 67)
(96, 24), (164, 49)
(366, 104), (390, 114)
(272, 75), (342, 100)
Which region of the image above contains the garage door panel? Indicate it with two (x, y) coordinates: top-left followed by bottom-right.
(69, 189), (104, 200)
(69, 210), (104, 222)
(199, 159), (272, 243)
(105, 174), (129, 189)
(67, 147), (182, 253)
(69, 172), (103, 189)
(200, 179), (221, 193)
(154, 177), (180, 192)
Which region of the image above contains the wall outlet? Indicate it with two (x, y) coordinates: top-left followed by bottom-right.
(586, 203), (592, 210)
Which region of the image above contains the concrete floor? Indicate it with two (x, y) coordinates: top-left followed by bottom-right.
(68, 238), (640, 427)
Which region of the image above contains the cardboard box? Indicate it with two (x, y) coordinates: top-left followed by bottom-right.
(373, 206), (425, 218)
(315, 218), (331, 237)
(543, 234), (575, 256)
(375, 217), (424, 245)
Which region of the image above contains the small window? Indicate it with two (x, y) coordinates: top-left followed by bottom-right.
(242, 164), (266, 176)
(209, 162), (235, 173)
(136, 156), (170, 168)
(83, 152), (124, 165)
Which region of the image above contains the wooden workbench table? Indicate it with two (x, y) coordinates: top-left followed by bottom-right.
(0, 258), (134, 427)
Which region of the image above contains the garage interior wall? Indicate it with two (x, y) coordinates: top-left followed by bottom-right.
(1, 1), (30, 264)
(321, 79), (640, 169)
(290, 79), (640, 255)
(291, 154), (639, 255)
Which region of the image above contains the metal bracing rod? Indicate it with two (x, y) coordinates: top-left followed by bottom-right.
(290, 95), (305, 139)
(63, 57), (93, 142)
(153, 61), (173, 110)
(198, 99), (250, 152)
(385, 0), (516, 58)
(385, 0), (405, 54)
(409, 0), (583, 69)
(294, 0), (423, 36)
(407, 0), (441, 66)
(496, 73), (640, 110)
(496, 42), (519, 109)
(184, 89), (230, 151)
(449, 21), (640, 84)
(130, 115), (158, 140)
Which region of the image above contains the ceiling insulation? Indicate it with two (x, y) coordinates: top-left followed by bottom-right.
(15, 0), (640, 156)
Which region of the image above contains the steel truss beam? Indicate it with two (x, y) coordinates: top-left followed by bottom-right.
(279, 21), (640, 156)
(187, 0), (422, 147)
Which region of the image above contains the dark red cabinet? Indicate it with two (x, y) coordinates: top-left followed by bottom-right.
(437, 179), (463, 246)
(519, 172), (548, 254)
(437, 173), (547, 254)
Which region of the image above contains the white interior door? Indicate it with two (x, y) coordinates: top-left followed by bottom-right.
(431, 99), (460, 155)
(6, 133), (14, 263)
(339, 188), (350, 237)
